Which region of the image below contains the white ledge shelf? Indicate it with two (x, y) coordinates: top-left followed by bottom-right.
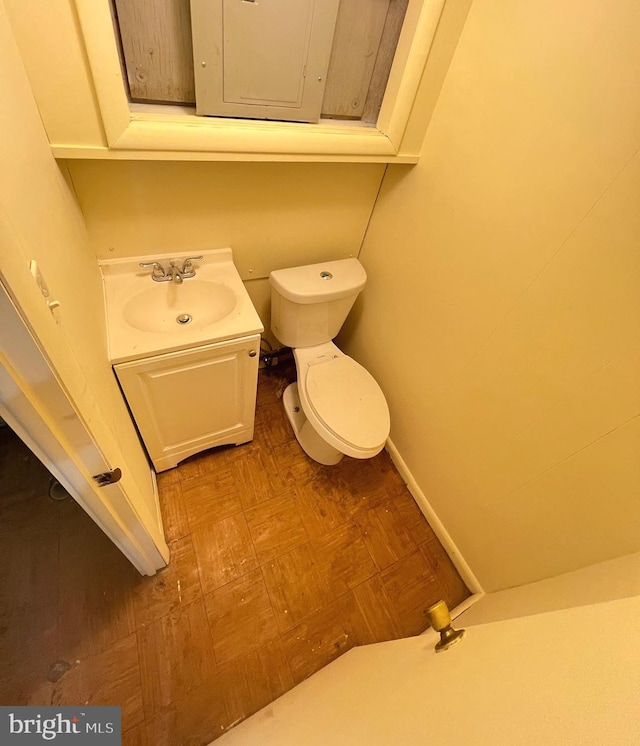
(52, 111), (419, 163)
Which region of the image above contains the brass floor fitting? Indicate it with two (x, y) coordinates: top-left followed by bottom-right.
(427, 600), (466, 652)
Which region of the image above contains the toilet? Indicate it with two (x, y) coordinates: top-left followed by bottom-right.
(269, 258), (390, 465)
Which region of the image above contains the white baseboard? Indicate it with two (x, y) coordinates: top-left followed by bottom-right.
(385, 438), (484, 600)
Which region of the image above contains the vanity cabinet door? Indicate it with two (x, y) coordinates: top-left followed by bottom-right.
(115, 335), (260, 471)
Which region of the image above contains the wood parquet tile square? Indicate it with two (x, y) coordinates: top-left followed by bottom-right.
(352, 574), (403, 643)
(0, 604), (57, 705)
(356, 497), (417, 571)
(255, 401), (291, 450)
(219, 639), (294, 726)
(262, 543), (333, 633)
(204, 568), (279, 668)
(132, 535), (202, 627)
(181, 467), (244, 531)
(121, 723), (148, 746)
(54, 633), (144, 729)
(230, 450), (289, 511)
(192, 513), (259, 595)
(421, 538), (470, 610)
(293, 472), (352, 540)
(137, 598), (217, 717)
(280, 592), (368, 684)
(245, 493), (308, 564)
(379, 549), (444, 637)
(0, 369), (469, 744)
(156, 478), (189, 542)
(144, 676), (229, 746)
(391, 491), (438, 546)
(58, 504), (138, 661)
(309, 523), (377, 597)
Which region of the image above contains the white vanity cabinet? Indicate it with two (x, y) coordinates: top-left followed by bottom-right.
(115, 334), (261, 472)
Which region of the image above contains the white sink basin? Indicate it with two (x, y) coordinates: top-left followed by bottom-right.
(122, 280), (237, 333)
(100, 248), (264, 363)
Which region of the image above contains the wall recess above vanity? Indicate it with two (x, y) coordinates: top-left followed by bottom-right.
(3, 0), (451, 161)
(100, 248), (264, 470)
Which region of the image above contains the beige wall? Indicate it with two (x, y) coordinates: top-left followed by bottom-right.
(343, 0), (640, 590)
(3, 0), (106, 147)
(460, 552), (640, 626)
(65, 160), (384, 339)
(0, 4), (158, 532)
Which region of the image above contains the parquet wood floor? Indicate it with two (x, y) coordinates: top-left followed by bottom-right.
(0, 370), (469, 745)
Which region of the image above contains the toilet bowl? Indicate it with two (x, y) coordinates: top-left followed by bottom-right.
(269, 258), (390, 465)
(282, 342), (390, 465)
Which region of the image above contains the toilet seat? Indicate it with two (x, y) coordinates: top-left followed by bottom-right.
(294, 344), (390, 458)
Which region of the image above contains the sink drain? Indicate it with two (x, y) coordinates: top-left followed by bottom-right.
(176, 313), (192, 325)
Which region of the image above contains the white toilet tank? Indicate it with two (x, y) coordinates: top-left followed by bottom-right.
(269, 258), (367, 348)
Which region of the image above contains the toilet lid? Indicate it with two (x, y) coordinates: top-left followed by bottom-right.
(305, 357), (390, 450)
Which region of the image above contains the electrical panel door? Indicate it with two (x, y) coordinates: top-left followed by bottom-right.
(191, 0), (340, 122)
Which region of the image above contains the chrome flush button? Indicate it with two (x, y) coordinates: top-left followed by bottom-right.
(320, 271), (333, 280)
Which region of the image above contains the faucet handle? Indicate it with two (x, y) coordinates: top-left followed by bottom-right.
(181, 256), (203, 274)
(139, 261), (166, 278)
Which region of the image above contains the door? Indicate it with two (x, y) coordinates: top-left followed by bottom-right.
(214, 593), (640, 744)
(191, 0), (340, 121)
(0, 281), (169, 575)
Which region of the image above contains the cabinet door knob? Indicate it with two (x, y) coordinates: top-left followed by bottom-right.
(248, 350), (257, 357)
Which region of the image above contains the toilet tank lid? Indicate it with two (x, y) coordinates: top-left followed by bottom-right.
(269, 258), (366, 304)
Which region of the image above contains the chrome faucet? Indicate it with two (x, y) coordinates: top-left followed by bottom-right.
(167, 262), (184, 284)
(139, 256), (203, 283)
